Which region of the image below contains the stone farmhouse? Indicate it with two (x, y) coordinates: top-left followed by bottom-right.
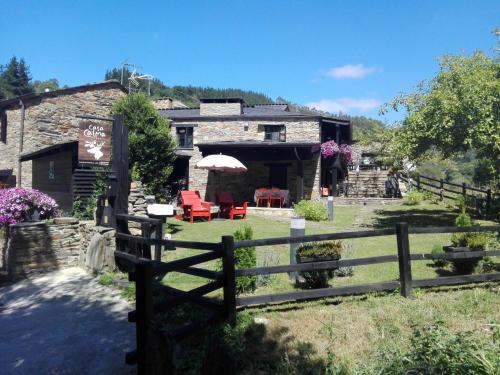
(0, 81), (127, 209)
(160, 98), (352, 204)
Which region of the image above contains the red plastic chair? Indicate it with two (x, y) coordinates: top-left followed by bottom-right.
(269, 187), (283, 208)
(215, 191), (248, 220)
(256, 188), (270, 207)
(180, 191), (211, 223)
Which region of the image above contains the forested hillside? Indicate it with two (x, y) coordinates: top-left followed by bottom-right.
(104, 68), (274, 106)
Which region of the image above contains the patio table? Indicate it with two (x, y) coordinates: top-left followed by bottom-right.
(253, 189), (289, 207)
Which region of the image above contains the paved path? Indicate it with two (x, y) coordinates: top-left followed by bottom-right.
(0, 268), (135, 375)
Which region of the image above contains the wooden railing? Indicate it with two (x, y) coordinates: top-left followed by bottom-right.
(399, 174), (494, 218)
(115, 218), (500, 374)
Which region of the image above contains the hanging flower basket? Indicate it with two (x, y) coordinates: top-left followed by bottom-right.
(320, 141), (353, 163)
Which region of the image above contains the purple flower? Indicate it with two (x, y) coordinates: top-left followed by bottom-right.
(0, 188), (58, 226)
(320, 141), (353, 162)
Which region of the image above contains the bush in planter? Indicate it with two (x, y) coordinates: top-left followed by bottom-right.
(448, 212), (496, 274)
(0, 188), (58, 226)
(293, 200), (328, 222)
(296, 241), (342, 289)
(233, 226), (257, 294)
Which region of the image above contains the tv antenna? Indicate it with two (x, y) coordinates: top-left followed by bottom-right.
(120, 59), (142, 85)
(128, 69), (154, 95)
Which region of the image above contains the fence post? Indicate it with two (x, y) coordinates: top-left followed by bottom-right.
(290, 216), (305, 280)
(416, 174), (421, 190)
(462, 182), (467, 197)
(486, 189), (492, 218)
(135, 261), (154, 375)
(396, 222), (413, 298)
(439, 178), (444, 201)
(140, 223), (152, 259)
(221, 235), (237, 326)
(154, 221), (163, 261)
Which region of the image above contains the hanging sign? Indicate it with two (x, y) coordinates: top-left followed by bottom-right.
(78, 120), (112, 166)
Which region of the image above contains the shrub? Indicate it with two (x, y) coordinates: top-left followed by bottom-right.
(403, 189), (425, 205)
(293, 200), (328, 221)
(233, 226), (257, 294)
(431, 244), (448, 268)
(296, 241), (342, 289)
(0, 188), (58, 226)
(379, 322), (500, 374)
(449, 212), (496, 274)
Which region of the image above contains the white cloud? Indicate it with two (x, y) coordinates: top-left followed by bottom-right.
(324, 64), (376, 79)
(305, 98), (381, 113)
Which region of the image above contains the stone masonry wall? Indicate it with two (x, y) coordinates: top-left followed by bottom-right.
(2, 218), (81, 279)
(172, 119), (321, 201)
(0, 83), (125, 188)
(199, 102), (242, 116)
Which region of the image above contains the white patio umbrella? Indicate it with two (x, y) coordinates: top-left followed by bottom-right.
(195, 154), (247, 173)
(195, 154), (247, 208)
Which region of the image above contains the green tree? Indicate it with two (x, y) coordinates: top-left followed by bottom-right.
(33, 78), (60, 93)
(382, 51), (500, 184)
(0, 57), (34, 98)
(111, 93), (176, 196)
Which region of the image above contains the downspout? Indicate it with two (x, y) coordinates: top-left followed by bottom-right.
(17, 99), (25, 187)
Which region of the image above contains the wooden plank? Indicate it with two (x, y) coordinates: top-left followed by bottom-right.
(135, 261), (154, 375)
(222, 235), (237, 326)
(233, 228), (396, 249)
(116, 213), (163, 225)
(420, 175), (441, 183)
(413, 272), (500, 288)
(115, 232), (221, 251)
(235, 255), (399, 278)
(174, 267), (221, 280)
(409, 225), (500, 234)
(419, 180), (441, 190)
(151, 251), (222, 275)
(236, 281), (400, 306)
(154, 284), (224, 311)
(396, 222), (413, 298)
(411, 250), (500, 261)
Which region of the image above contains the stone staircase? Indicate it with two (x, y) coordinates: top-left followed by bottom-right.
(348, 170), (387, 198)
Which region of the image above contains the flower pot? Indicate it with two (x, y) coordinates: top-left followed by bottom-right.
(297, 254), (340, 288)
(443, 245), (483, 274)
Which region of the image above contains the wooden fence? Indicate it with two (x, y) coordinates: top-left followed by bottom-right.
(400, 173), (494, 217)
(114, 218), (500, 374)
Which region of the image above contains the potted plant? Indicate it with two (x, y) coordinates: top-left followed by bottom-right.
(443, 212), (495, 274)
(296, 241), (342, 288)
(0, 188), (58, 226)
(320, 141), (353, 168)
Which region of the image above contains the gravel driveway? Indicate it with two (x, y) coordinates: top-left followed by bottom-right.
(0, 267), (135, 375)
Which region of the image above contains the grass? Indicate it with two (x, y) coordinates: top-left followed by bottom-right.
(161, 202), (498, 295)
(117, 202), (499, 373)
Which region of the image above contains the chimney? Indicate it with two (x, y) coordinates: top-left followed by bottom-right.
(153, 97), (174, 110)
(199, 98), (244, 116)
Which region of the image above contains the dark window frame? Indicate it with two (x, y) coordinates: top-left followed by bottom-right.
(263, 124), (286, 142)
(0, 111), (6, 144)
(176, 126), (194, 149)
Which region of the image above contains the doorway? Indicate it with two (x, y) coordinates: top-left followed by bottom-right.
(268, 164), (288, 189)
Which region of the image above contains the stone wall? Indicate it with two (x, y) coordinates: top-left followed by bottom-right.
(2, 218), (81, 279)
(0, 82), (126, 188)
(172, 119), (321, 201)
(199, 102), (242, 116)
(0, 217), (120, 280)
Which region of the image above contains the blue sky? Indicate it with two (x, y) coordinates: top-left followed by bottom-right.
(1, 0), (498, 123)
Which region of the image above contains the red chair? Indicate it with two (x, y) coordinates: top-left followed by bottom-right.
(269, 187), (283, 208)
(256, 188), (270, 207)
(180, 191), (211, 223)
(215, 191), (248, 220)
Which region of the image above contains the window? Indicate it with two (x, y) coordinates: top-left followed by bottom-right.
(0, 111), (6, 144)
(176, 127), (193, 148)
(264, 125), (286, 142)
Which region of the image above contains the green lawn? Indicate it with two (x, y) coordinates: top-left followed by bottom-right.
(162, 202), (498, 295)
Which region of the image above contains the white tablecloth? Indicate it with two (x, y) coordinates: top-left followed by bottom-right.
(253, 190), (289, 206)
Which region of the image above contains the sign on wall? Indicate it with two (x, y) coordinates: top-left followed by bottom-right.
(78, 120), (111, 166)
